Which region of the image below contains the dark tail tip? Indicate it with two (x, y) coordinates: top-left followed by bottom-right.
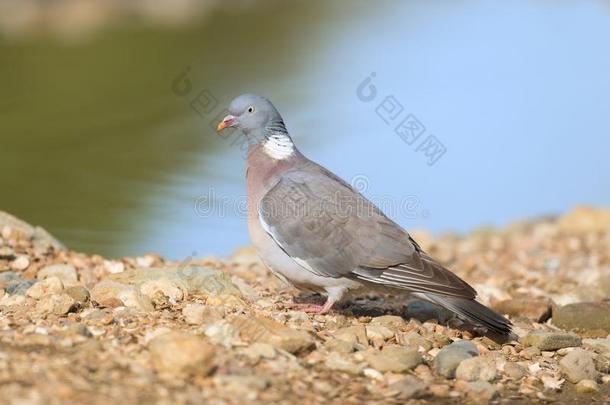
(422, 294), (513, 342)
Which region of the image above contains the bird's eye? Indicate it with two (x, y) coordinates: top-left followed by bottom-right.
(247, 106), (255, 113)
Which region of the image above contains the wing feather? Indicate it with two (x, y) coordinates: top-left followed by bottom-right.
(258, 163), (476, 299)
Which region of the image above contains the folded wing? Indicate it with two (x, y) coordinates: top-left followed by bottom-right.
(258, 163), (476, 299)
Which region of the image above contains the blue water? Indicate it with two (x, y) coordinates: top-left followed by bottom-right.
(149, 1), (610, 259)
(4, 1), (609, 259)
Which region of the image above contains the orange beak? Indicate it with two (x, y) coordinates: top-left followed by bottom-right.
(217, 115), (236, 132)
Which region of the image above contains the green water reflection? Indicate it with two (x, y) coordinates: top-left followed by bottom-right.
(0, 2), (341, 257)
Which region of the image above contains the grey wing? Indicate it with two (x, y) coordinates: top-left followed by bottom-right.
(258, 172), (371, 277)
(352, 249), (476, 298)
(258, 165), (476, 299)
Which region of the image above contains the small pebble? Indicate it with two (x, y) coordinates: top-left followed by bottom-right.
(10, 255), (29, 271)
(575, 379), (599, 393)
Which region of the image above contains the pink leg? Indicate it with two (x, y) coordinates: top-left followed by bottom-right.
(319, 299), (334, 314)
(289, 298), (335, 314)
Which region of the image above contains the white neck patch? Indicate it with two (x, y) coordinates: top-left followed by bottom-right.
(262, 133), (294, 160)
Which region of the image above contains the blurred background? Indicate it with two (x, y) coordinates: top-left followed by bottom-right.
(1, 0), (609, 259)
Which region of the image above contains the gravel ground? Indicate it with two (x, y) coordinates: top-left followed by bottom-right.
(0, 206), (609, 404)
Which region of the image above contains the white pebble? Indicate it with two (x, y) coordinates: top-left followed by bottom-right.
(363, 368), (384, 380)
(10, 255), (30, 271)
(105, 260), (125, 274)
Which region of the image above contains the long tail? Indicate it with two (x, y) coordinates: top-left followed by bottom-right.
(417, 293), (513, 339)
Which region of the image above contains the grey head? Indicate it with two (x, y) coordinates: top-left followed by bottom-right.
(217, 94), (286, 138)
(217, 93), (297, 159)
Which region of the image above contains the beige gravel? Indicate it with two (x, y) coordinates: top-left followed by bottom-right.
(0, 206), (609, 404)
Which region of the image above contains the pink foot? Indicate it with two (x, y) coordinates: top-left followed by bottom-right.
(288, 301), (334, 314)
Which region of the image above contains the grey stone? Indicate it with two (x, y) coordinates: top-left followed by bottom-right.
(399, 331), (433, 351)
(324, 352), (363, 375)
(387, 376), (428, 399)
(65, 322), (93, 338)
(455, 356), (497, 382)
(434, 340), (479, 378)
(583, 338), (610, 354)
(553, 302), (610, 333)
(1, 272), (36, 295)
(370, 315), (407, 331)
(520, 331), (581, 351)
(503, 362), (526, 380)
(34, 293), (75, 316)
(38, 264), (78, 286)
(7, 280), (36, 295)
(332, 325), (368, 346)
(594, 352), (610, 374)
(65, 286), (90, 304)
(519, 346), (541, 360)
(559, 348), (599, 383)
(324, 338), (356, 354)
(365, 324), (395, 341)
(466, 381), (498, 402)
(0, 272), (20, 283)
(364, 345), (422, 372)
(26, 276), (63, 299)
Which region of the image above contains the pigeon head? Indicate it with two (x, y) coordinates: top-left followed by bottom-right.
(217, 94), (283, 135)
(217, 94), (296, 160)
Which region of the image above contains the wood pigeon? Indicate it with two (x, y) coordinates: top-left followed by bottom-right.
(217, 93), (512, 338)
